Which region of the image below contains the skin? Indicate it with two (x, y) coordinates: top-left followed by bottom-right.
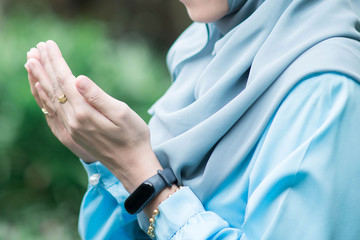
(24, 1), (229, 218)
(25, 42), (170, 217)
(180, 0), (229, 22)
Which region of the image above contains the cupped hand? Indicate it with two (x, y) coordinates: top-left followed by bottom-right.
(25, 48), (97, 163)
(24, 41), (162, 192)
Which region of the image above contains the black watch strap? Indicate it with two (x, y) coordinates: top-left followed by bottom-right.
(124, 168), (177, 215)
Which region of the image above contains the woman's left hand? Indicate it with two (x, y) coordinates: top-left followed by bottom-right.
(24, 40), (162, 193)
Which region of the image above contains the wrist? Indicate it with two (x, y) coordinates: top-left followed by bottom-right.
(124, 168), (178, 215)
(102, 146), (162, 193)
(143, 184), (179, 218)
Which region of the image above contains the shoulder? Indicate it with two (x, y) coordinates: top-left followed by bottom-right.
(276, 72), (360, 122)
(258, 72), (360, 159)
(249, 73), (360, 186)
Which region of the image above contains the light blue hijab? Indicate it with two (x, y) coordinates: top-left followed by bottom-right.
(148, 0), (360, 204)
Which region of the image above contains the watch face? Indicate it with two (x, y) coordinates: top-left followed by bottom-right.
(125, 182), (155, 214)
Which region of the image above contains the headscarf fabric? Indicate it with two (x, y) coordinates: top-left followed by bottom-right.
(148, 0), (360, 203)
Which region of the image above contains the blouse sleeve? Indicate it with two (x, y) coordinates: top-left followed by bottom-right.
(78, 161), (148, 239)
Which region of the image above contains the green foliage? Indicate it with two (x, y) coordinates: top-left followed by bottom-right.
(0, 10), (170, 239)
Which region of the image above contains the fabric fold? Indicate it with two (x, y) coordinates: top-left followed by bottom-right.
(144, 0), (360, 226)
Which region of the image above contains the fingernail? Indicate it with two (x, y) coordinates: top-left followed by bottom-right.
(24, 64), (30, 71)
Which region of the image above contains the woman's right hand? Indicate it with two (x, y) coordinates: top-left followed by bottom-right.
(25, 48), (97, 163)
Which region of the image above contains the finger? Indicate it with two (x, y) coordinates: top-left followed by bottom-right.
(45, 40), (73, 81)
(75, 75), (128, 124)
(44, 40), (78, 97)
(29, 57), (76, 134)
(35, 82), (57, 118)
(26, 69), (42, 107)
(35, 83), (69, 138)
(37, 42), (53, 74)
(26, 58), (56, 102)
(35, 82), (89, 160)
(35, 76), (75, 132)
(27, 48), (40, 61)
(39, 40), (80, 106)
(37, 42), (67, 99)
(25, 50), (43, 107)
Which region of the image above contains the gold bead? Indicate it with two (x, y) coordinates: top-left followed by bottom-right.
(149, 218), (155, 224)
(149, 233), (155, 238)
(153, 209), (159, 215)
(148, 226), (154, 232)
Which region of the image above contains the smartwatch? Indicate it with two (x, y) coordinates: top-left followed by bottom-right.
(124, 168), (177, 215)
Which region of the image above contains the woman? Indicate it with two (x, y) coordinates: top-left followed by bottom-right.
(25, 0), (360, 239)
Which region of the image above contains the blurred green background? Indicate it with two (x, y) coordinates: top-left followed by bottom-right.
(0, 0), (190, 239)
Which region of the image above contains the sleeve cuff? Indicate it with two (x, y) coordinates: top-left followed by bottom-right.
(80, 159), (129, 204)
(155, 186), (205, 238)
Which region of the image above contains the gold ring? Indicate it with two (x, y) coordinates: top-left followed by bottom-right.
(57, 94), (68, 104)
(41, 108), (49, 115)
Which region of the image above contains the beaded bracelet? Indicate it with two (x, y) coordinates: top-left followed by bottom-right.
(147, 186), (183, 238)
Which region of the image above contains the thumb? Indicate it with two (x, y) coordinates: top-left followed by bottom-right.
(75, 75), (127, 123)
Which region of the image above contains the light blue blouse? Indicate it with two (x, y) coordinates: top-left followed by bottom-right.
(78, 72), (360, 239)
